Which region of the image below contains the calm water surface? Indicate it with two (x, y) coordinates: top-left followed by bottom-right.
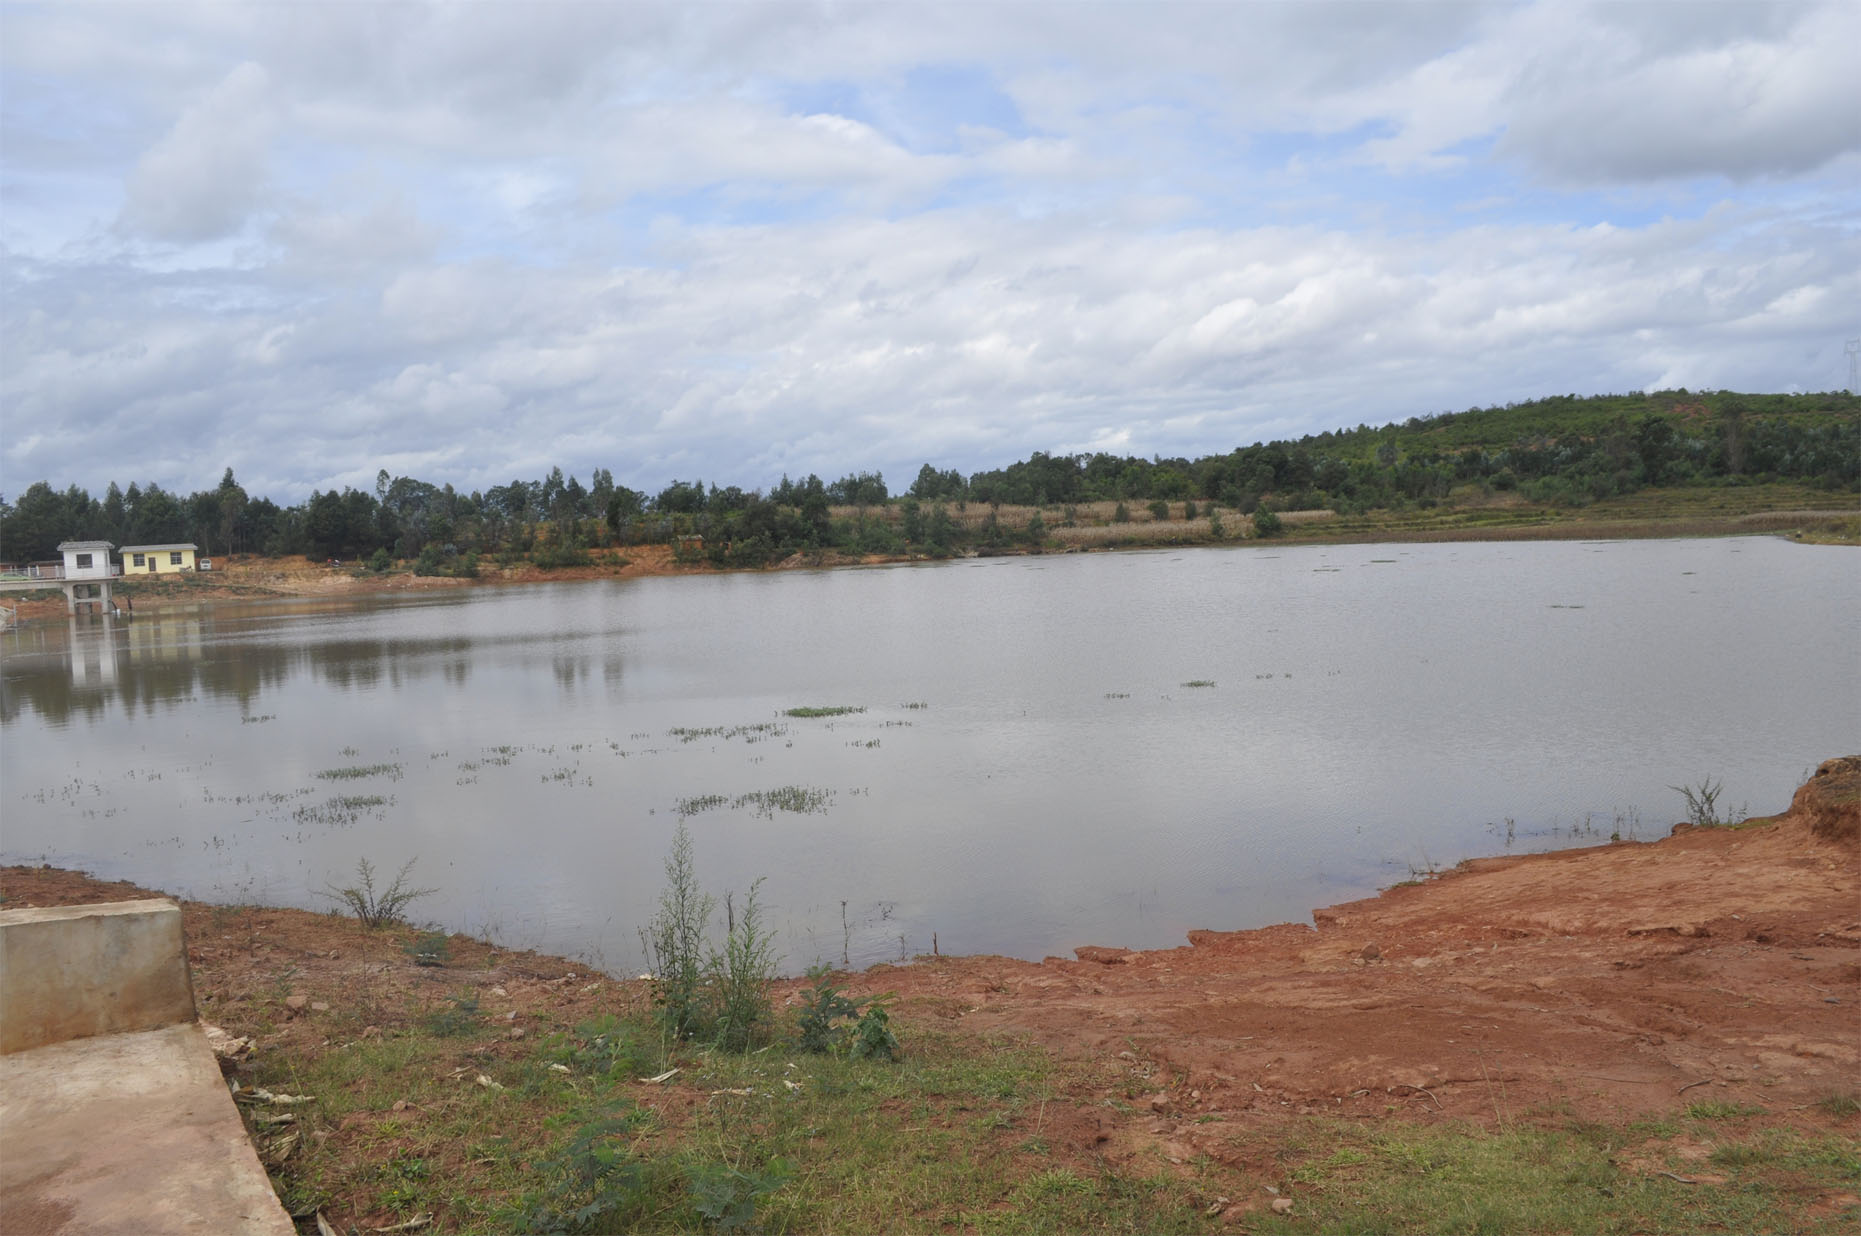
(3, 538), (1855, 971)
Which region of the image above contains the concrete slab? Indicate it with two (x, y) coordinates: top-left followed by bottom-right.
(0, 900), (194, 1053)
(0, 1022), (294, 1236)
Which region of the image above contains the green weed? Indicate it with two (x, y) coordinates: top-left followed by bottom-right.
(424, 994), (482, 1038)
(1687, 1100), (1763, 1120)
(403, 930), (451, 967)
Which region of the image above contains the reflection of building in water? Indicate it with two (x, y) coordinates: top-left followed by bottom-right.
(123, 613), (205, 667)
(67, 613), (124, 690)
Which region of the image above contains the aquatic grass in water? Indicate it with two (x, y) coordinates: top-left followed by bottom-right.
(1180, 680), (1216, 688)
(315, 763), (403, 782)
(667, 722), (788, 744)
(784, 706), (864, 718)
(294, 794), (394, 827)
(676, 786), (836, 819)
(736, 786), (835, 818)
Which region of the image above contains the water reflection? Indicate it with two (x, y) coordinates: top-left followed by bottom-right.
(0, 595), (626, 726)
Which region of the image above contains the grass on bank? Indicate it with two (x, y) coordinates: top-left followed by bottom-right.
(243, 958), (1861, 1234)
(250, 1007), (1210, 1234)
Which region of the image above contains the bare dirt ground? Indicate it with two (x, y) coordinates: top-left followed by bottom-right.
(4, 761), (1855, 1192)
(842, 759), (1860, 1169)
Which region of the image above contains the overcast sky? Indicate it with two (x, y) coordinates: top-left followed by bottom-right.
(3, 1), (1857, 504)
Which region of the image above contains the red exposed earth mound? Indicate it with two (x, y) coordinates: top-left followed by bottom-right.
(1793, 755), (1861, 844)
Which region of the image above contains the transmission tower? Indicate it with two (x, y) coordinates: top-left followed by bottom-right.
(1848, 337), (1861, 395)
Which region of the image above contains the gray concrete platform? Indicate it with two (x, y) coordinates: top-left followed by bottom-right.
(0, 1021), (295, 1235)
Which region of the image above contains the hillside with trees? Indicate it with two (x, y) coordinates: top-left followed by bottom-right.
(4, 389), (1856, 571)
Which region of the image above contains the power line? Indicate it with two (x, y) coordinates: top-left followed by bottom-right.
(1847, 338), (1861, 395)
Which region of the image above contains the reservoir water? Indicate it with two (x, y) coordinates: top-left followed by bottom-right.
(3, 537), (1855, 971)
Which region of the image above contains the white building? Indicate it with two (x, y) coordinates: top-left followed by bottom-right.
(57, 541), (119, 580)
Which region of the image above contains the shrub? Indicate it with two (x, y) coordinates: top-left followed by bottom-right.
(1253, 508), (1284, 537)
(1112, 502), (1131, 523)
(322, 857), (435, 928)
(642, 823), (714, 1041)
(795, 966), (899, 1060)
(368, 547), (394, 573)
(1147, 499), (1169, 521)
(795, 966), (867, 1053)
(1670, 776), (1738, 828)
(848, 1004), (900, 1061)
(708, 879), (779, 1052)
(534, 541), (592, 570)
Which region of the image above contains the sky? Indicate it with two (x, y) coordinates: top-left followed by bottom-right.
(3, 1), (1858, 505)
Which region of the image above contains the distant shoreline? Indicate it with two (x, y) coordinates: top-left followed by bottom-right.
(4, 503), (1853, 625)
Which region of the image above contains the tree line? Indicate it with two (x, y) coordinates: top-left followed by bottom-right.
(3, 389), (1855, 570)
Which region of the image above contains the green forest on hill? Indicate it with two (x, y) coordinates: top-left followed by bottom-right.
(4, 389), (1856, 570)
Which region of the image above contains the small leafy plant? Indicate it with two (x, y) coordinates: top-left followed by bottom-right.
(519, 1109), (649, 1234)
(564, 1017), (657, 1080)
(847, 1004), (900, 1061)
(794, 966), (899, 1059)
(424, 993), (481, 1037)
(795, 966), (866, 1053)
(687, 1157), (792, 1232)
(402, 929), (451, 966)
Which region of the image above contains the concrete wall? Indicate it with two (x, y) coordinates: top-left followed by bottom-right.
(0, 900), (197, 1054)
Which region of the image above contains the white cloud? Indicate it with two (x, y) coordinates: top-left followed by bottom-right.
(118, 62), (276, 242)
(1496, 2), (1861, 183)
(3, 1), (1855, 504)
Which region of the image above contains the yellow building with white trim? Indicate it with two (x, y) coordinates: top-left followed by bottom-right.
(120, 544), (199, 575)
